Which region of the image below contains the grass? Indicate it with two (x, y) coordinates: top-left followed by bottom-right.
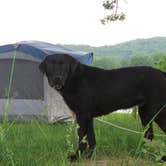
(0, 113), (166, 166)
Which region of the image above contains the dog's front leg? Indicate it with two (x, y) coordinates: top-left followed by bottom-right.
(86, 118), (96, 158)
(69, 115), (89, 161)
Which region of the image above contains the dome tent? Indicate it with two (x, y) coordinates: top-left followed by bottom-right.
(0, 41), (93, 123)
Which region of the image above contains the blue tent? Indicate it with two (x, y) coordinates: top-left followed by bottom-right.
(0, 40), (93, 65)
(0, 41), (93, 123)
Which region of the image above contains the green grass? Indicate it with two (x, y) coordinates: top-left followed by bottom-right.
(0, 113), (166, 166)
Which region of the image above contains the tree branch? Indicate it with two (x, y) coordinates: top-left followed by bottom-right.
(101, 0), (126, 24)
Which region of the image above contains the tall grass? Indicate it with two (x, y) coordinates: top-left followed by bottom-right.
(0, 113), (165, 165)
(0, 121), (69, 165)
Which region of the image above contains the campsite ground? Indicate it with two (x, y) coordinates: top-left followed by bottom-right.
(0, 113), (166, 166)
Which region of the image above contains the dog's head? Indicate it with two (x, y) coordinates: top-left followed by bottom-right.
(39, 54), (79, 90)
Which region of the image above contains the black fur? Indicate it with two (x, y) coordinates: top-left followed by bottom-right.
(39, 54), (166, 161)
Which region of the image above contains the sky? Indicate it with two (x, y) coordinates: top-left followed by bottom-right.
(0, 0), (166, 46)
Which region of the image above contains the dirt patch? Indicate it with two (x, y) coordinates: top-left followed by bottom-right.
(71, 159), (107, 166)
(71, 156), (165, 166)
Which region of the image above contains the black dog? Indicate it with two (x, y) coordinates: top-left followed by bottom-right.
(39, 54), (166, 161)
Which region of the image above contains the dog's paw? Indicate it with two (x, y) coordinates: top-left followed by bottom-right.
(68, 154), (78, 162)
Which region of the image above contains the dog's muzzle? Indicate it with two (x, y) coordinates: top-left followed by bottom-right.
(49, 76), (64, 90)
(54, 84), (63, 90)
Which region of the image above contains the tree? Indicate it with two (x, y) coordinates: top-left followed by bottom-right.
(155, 53), (166, 70)
(93, 56), (121, 69)
(101, 0), (125, 24)
(129, 55), (154, 67)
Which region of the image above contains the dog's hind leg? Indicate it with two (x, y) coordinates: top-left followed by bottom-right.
(155, 111), (166, 161)
(138, 105), (154, 140)
(155, 111), (166, 133)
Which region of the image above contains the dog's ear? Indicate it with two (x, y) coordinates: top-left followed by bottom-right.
(39, 60), (46, 74)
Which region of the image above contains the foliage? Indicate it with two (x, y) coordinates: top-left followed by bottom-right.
(65, 119), (77, 155)
(93, 56), (121, 69)
(155, 54), (166, 70)
(65, 37), (166, 58)
(101, 0), (125, 24)
(93, 54), (158, 69)
(141, 139), (166, 162)
(129, 55), (154, 67)
(131, 106), (138, 120)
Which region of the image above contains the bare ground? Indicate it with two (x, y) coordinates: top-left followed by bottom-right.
(71, 156), (166, 166)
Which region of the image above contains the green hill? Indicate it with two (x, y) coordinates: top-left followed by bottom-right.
(65, 37), (166, 58)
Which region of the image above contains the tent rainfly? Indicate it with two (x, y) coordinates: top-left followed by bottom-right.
(0, 41), (93, 123)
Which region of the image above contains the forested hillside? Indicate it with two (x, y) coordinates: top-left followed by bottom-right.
(65, 37), (166, 58)
(65, 37), (166, 70)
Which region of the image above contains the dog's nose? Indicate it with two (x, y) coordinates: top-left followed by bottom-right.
(54, 76), (62, 82)
(54, 76), (64, 86)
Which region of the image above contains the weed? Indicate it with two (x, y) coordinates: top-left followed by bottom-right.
(141, 139), (166, 162)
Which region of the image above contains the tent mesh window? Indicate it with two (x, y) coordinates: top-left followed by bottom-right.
(0, 59), (44, 100)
